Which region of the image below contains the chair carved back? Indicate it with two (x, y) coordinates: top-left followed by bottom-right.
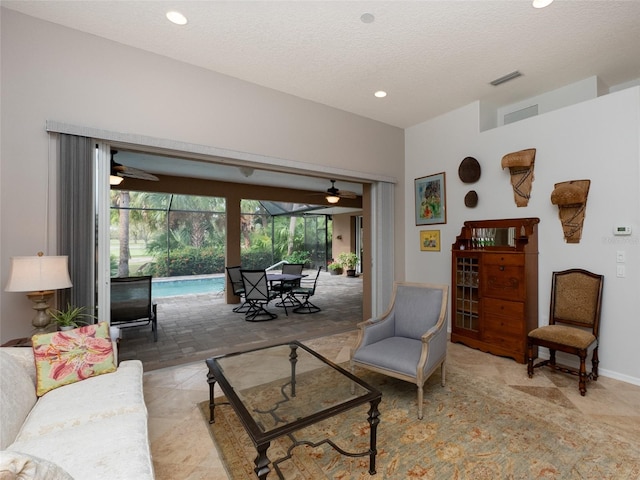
(551, 269), (603, 334)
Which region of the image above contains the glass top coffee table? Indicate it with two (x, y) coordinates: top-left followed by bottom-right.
(206, 341), (382, 479)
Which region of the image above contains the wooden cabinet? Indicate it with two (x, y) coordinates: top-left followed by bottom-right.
(451, 218), (539, 363)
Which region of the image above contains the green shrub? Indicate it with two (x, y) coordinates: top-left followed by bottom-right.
(148, 247), (226, 277)
(284, 250), (311, 266)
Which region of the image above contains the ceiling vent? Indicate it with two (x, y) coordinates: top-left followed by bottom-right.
(490, 71), (522, 86)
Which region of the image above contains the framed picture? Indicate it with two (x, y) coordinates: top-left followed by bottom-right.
(415, 172), (446, 225)
(420, 230), (441, 252)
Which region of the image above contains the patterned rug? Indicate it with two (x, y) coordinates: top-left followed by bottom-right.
(199, 365), (640, 479)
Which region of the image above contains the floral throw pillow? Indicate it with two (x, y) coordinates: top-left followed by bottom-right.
(32, 322), (116, 397)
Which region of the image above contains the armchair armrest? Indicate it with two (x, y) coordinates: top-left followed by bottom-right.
(352, 313), (396, 353)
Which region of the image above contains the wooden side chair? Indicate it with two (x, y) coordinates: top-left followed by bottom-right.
(527, 269), (604, 396)
(350, 282), (448, 419)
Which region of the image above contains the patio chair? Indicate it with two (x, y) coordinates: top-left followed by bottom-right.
(240, 269), (280, 321)
(273, 263), (304, 309)
(226, 266), (249, 313)
(110, 276), (158, 342)
(291, 266), (322, 314)
(351, 282), (448, 419)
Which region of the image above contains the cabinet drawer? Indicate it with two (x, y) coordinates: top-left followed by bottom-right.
(482, 265), (525, 301)
(483, 298), (524, 336)
(483, 297), (524, 320)
(482, 253), (524, 267)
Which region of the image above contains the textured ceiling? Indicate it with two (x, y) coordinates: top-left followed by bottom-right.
(4, 0), (640, 129)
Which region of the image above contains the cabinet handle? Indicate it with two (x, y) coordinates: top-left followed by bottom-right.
(499, 265), (505, 271)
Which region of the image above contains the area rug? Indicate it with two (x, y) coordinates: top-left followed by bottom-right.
(199, 365), (640, 479)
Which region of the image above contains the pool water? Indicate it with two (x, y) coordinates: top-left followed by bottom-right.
(152, 277), (225, 298)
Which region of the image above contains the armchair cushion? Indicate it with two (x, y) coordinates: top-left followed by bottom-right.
(352, 337), (422, 377)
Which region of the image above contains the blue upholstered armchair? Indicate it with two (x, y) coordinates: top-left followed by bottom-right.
(350, 282), (449, 419)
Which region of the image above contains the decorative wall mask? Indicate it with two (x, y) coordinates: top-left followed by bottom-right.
(501, 148), (536, 207)
(550, 179), (590, 243)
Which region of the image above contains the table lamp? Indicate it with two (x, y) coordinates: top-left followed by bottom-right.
(5, 252), (73, 331)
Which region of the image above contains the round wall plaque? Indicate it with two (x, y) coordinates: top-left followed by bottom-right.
(464, 190), (478, 208)
(458, 157), (481, 183)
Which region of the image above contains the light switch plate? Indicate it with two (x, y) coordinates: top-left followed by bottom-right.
(616, 265), (626, 277)
(617, 251), (626, 263)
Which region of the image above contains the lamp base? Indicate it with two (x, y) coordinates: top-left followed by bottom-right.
(26, 290), (55, 331)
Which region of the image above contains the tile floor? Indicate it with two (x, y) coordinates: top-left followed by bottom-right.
(144, 331), (640, 479)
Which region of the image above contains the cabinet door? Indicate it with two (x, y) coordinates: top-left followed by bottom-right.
(481, 253), (525, 301)
(453, 255), (480, 334)
(482, 297), (525, 352)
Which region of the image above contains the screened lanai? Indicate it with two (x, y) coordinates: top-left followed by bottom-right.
(110, 190), (337, 282)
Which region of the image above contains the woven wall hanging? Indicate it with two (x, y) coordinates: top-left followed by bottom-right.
(550, 179), (590, 243)
(501, 148), (536, 207)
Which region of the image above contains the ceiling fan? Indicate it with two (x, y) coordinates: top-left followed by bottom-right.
(110, 150), (159, 185)
(320, 179), (357, 204)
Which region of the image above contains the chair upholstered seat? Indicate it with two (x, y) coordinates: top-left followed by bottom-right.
(352, 337), (423, 378)
(528, 325), (595, 349)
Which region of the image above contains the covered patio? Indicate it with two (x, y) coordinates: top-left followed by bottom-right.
(117, 270), (363, 371)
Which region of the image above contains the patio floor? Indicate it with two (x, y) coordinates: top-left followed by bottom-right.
(117, 270), (363, 370)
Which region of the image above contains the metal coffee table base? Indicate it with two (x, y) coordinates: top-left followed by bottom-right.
(206, 341), (381, 479)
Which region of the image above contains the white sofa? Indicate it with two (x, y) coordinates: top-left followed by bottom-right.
(0, 347), (154, 479)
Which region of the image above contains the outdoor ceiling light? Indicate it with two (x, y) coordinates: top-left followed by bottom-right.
(326, 195), (340, 204)
(110, 175), (124, 186)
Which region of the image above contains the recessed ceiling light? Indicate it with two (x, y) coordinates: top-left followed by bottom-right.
(374, 90), (387, 98)
(166, 11), (188, 25)
(360, 13), (375, 24)
(532, 0), (554, 8)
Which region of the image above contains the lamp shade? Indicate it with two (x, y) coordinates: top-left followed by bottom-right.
(5, 255), (72, 292)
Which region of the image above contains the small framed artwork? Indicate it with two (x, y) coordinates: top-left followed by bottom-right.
(415, 172), (446, 225)
(420, 230), (441, 252)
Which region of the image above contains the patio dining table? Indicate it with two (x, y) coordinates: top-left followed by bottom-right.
(266, 273), (307, 312)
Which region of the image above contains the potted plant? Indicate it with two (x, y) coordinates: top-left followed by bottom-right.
(327, 260), (343, 275)
(337, 252), (359, 277)
(48, 304), (95, 331)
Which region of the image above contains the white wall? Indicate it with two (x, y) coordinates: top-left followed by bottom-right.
(405, 87), (640, 385)
(0, 9), (405, 341)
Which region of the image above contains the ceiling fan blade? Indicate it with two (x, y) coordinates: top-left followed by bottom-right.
(113, 164), (159, 181)
(111, 150), (159, 182)
(337, 190), (357, 199)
